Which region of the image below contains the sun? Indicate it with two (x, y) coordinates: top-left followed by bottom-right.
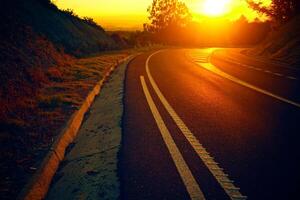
(201, 0), (232, 16)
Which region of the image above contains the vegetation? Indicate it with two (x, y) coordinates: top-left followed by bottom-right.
(144, 0), (191, 33)
(60, 8), (104, 31)
(246, 14), (300, 66)
(245, 0), (300, 66)
(0, 0), (128, 199)
(0, 0), (298, 199)
(142, 0), (270, 46)
(1, 0), (117, 57)
(0, 23), (128, 198)
(247, 0), (300, 25)
(82, 17), (104, 31)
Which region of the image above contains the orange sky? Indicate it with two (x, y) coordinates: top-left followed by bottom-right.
(53, 0), (271, 30)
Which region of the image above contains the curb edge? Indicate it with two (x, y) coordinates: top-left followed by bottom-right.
(18, 54), (137, 200)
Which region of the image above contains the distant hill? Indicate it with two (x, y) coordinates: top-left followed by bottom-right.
(246, 15), (300, 67)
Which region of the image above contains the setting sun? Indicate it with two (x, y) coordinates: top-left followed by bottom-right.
(53, 0), (273, 29)
(201, 0), (232, 16)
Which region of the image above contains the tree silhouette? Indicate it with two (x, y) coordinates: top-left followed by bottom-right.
(144, 0), (191, 33)
(247, 0), (300, 25)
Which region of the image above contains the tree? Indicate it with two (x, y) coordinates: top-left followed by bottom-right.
(247, 0), (300, 25)
(144, 0), (191, 33)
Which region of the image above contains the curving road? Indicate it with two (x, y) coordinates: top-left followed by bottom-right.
(119, 49), (300, 200)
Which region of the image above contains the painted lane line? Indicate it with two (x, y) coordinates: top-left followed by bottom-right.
(146, 51), (247, 200)
(225, 54), (300, 71)
(140, 76), (206, 200)
(287, 76), (297, 80)
(200, 62), (300, 109)
(219, 57), (300, 80)
(274, 73), (283, 76)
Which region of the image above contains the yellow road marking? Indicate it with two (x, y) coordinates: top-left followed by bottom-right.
(140, 76), (206, 200)
(189, 50), (300, 108)
(200, 62), (300, 109)
(146, 51), (246, 200)
(211, 54), (298, 80)
(287, 76), (297, 80)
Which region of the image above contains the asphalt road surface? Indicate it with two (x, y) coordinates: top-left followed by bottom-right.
(119, 48), (300, 200)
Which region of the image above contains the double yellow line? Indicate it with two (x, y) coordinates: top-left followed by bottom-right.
(140, 50), (247, 200)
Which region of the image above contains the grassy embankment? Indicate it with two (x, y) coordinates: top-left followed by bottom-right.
(246, 15), (300, 67)
(0, 0), (130, 199)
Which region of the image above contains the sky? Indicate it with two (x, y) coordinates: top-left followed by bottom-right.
(53, 0), (272, 30)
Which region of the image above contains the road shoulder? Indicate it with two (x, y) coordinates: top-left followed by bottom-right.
(46, 58), (132, 200)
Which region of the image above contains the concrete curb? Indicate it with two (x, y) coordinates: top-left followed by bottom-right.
(18, 55), (136, 200)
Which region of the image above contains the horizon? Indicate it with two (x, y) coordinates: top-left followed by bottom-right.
(53, 0), (271, 31)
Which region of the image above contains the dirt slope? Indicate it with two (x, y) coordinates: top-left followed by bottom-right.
(247, 15), (300, 67)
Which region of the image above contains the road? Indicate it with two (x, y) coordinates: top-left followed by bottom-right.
(119, 48), (300, 200)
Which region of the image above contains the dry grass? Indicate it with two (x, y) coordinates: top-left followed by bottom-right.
(39, 54), (126, 110)
(0, 52), (129, 200)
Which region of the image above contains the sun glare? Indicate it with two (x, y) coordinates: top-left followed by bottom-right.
(201, 0), (232, 16)
(54, 0), (273, 29)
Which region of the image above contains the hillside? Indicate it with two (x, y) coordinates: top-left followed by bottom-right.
(1, 0), (118, 57)
(0, 0), (120, 137)
(0, 0), (126, 199)
(246, 15), (300, 67)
